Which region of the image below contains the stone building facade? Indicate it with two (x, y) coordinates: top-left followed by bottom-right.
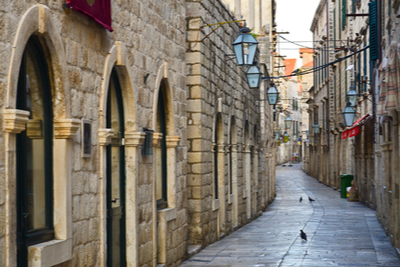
(0, 0), (276, 266)
(308, 0), (400, 255)
(186, 0), (276, 250)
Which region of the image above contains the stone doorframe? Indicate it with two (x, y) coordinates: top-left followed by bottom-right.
(99, 42), (144, 267)
(3, 4), (77, 266)
(151, 62), (180, 265)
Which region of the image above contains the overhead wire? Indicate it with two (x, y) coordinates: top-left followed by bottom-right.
(278, 35), (347, 52)
(263, 45), (370, 80)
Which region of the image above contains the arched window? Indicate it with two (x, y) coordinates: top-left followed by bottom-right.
(16, 37), (54, 264)
(156, 86), (168, 209)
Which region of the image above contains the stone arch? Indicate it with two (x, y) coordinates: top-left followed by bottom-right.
(99, 42), (138, 132)
(152, 62), (180, 265)
(152, 62), (175, 135)
(4, 5), (77, 266)
(6, 4), (70, 118)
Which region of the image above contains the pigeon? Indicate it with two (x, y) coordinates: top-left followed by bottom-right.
(308, 196), (315, 202)
(299, 197), (303, 202)
(300, 230), (307, 241)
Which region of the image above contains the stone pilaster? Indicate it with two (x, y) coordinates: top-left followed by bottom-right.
(125, 132), (145, 147)
(98, 128), (115, 146)
(3, 109), (30, 134)
(166, 135), (180, 148)
(153, 132), (163, 147)
(54, 119), (80, 139)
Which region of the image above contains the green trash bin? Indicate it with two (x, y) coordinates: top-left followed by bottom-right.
(340, 174), (353, 198)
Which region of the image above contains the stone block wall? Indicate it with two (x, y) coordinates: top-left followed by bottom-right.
(0, 0), (187, 266)
(186, 0), (274, 248)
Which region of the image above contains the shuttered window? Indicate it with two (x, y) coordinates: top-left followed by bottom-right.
(342, 0), (347, 30)
(369, 0), (378, 61)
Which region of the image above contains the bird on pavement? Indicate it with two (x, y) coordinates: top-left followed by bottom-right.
(300, 230), (307, 241)
(308, 196), (315, 202)
(299, 197), (303, 202)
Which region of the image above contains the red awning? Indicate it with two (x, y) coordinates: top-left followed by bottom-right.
(341, 114), (371, 139)
(66, 0), (113, 31)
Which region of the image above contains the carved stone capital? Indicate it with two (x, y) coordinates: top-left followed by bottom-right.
(26, 119), (43, 139)
(153, 132), (163, 147)
(166, 135), (180, 148)
(98, 128), (115, 146)
(244, 145), (251, 153)
(231, 144), (238, 153)
(217, 144), (225, 153)
(3, 109), (30, 134)
(125, 132), (145, 147)
(54, 119), (80, 139)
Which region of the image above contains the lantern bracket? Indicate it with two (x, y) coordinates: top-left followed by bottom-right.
(199, 20), (246, 42)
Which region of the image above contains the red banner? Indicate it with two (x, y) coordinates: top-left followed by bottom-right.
(341, 130), (349, 139)
(342, 126), (360, 139)
(348, 126), (359, 138)
(66, 0), (113, 31)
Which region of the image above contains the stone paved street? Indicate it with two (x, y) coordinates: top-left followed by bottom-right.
(180, 164), (400, 267)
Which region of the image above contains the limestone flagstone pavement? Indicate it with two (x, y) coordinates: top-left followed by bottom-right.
(180, 163), (400, 267)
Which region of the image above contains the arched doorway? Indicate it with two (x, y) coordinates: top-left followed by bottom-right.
(16, 36), (55, 266)
(106, 69), (126, 266)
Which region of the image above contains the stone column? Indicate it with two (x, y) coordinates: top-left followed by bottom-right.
(152, 132), (162, 266)
(158, 135), (179, 264)
(252, 147), (259, 215)
(53, 119), (80, 240)
(217, 144), (226, 236)
(244, 144), (251, 219)
(125, 131), (145, 267)
(231, 144), (239, 228)
(98, 128), (114, 267)
(3, 109), (30, 266)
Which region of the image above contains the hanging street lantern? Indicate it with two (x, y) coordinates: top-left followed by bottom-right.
(312, 124), (320, 134)
(342, 102), (356, 127)
(246, 65), (263, 88)
(284, 115), (293, 129)
(347, 85), (358, 107)
(267, 82), (279, 105)
(274, 132), (279, 141)
(305, 138), (310, 147)
(232, 24), (259, 66)
(284, 132), (289, 143)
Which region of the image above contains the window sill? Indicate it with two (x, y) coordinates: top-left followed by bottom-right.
(212, 199), (220, 211)
(28, 239), (72, 266)
(228, 194), (234, 204)
(157, 207), (177, 222)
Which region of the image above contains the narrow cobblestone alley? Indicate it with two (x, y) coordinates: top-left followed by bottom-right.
(180, 164), (400, 267)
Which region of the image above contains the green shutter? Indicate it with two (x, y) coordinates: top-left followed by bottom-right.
(369, 0), (379, 61)
(342, 0), (347, 30)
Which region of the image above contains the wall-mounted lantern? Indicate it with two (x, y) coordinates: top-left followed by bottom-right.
(232, 24), (259, 66)
(312, 124), (320, 134)
(267, 82), (279, 105)
(285, 115), (293, 129)
(342, 102), (356, 127)
(346, 85), (358, 107)
(246, 65), (263, 88)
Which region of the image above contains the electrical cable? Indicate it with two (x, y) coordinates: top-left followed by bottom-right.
(263, 45), (370, 80)
(278, 35), (348, 52)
